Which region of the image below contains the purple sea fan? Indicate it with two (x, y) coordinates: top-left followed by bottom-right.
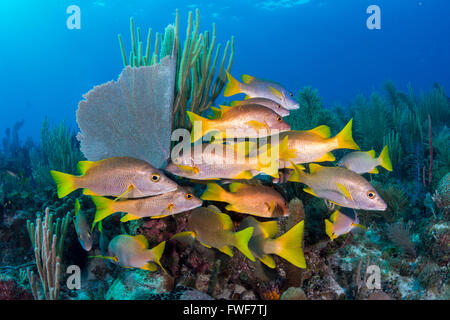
(387, 221), (417, 258)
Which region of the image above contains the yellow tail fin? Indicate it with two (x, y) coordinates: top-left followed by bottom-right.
(200, 183), (229, 202)
(334, 119), (360, 150)
(233, 227), (256, 261)
(50, 170), (78, 198)
(92, 196), (115, 223)
(187, 111), (211, 142)
(224, 71), (242, 97)
(325, 219), (336, 241)
(287, 161), (305, 183)
(271, 221), (306, 268)
(150, 241), (166, 273)
(378, 145), (393, 171)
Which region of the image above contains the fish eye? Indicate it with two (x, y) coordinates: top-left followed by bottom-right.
(185, 193), (193, 200)
(150, 173), (161, 182)
(284, 201), (287, 206)
(276, 116), (282, 122)
(367, 190), (376, 199)
(277, 104), (281, 109)
(289, 92), (293, 97)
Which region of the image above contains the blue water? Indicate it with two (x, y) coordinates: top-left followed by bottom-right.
(0, 0), (449, 140)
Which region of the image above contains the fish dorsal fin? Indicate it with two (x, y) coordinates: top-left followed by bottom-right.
(336, 183), (352, 200)
(175, 164), (200, 175)
(329, 210), (339, 222)
(308, 125), (331, 139)
(229, 182), (246, 193)
(217, 212), (234, 230)
(77, 161), (95, 175)
(367, 150), (376, 158)
(74, 199), (80, 216)
(207, 205), (222, 213)
(269, 86), (283, 100)
(134, 235), (149, 249)
(219, 105), (233, 114)
(259, 255), (276, 268)
(260, 220), (279, 238)
(241, 74), (255, 84)
(308, 163), (323, 174)
(246, 120), (268, 130)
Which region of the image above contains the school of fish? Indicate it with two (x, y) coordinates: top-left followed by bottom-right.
(50, 72), (392, 272)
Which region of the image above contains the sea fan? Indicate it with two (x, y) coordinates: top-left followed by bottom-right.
(76, 55), (176, 169)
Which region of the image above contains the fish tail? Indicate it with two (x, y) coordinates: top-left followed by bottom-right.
(224, 71), (242, 97)
(271, 221), (306, 268)
(334, 118), (360, 150)
(50, 170), (78, 198)
(287, 161), (306, 183)
(233, 227), (256, 261)
(149, 241), (167, 273)
(92, 196), (115, 223)
(378, 145), (393, 171)
(325, 219), (335, 241)
(187, 111), (211, 142)
(200, 183), (229, 202)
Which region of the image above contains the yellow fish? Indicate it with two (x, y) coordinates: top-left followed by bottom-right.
(237, 216), (306, 269)
(271, 119), (360, 167)
(337, 145), (393, 174)
(91, 187), (203, 224)
(50, 157), (178, 198)
(171, 206), (256, 261)
(91, 234), (166, 272)
(224, 72), (299, 110)
(200, 182), (289, 218)
(187, 104), (290, 142)
(325, 210), (366, 241)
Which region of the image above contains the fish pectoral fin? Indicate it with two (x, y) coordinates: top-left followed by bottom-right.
(245, 120), (268, 130)
(200, 242), (212, 248)
(175, 164), (200, 175)
(265, 201), (276, 214)
(218, 245), (234, 257)
(141, 262), (157, 272)
(303, 187), (318, 197)
(269, 86), (283, 100)
(259, 255), (276, 269)
(114, 184), (135, 202)
(120, 214), (141, 223)
(336, 183), (353, 200)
